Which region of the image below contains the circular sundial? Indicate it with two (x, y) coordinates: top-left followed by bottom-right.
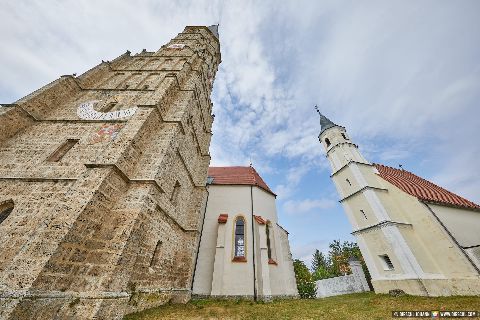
(77, 100), (138, 120)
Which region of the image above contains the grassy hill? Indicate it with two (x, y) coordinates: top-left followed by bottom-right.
(124, 292), (479, 319)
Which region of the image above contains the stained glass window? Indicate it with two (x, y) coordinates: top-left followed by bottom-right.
(234, 217), (245, 257)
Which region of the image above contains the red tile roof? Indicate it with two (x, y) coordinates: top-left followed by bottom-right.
(207, 166), (275, 196)
(374, 164), (480, 210)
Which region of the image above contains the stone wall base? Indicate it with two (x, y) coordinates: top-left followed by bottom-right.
(372, 277), (480, 296)
(192, 294), (298, 302)
(0, 290), (191, 320)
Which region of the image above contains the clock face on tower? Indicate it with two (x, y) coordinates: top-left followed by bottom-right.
(77, 100), (138, 120)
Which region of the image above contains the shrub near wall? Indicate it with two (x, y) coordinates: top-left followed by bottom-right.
(293, 259), (317, 298)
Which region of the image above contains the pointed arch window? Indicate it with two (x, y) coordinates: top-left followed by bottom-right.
(234, 217), (246, 259)
(0, 200), (14, 225)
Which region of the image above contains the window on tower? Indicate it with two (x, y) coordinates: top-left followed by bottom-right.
(325, 138), (331, 147)
(346, 178), (352, 186)
(360, 209), (367, 220)
(150, 240), (162, 267)
(46, 139), (79, 162)
(98, 101), (118, 112)
(0, 200), (14, 225)
(341, 133), (349, 140)
(170, 181), (181, 205)
(379, 254), (394, 270)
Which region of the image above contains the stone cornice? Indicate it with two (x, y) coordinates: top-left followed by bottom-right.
(330, 160), (373, 178)
(325, 141), (359, 156)
(339, 186), (388, 203)
(351, 220), (412, 235)
(84, 163), (165, 194)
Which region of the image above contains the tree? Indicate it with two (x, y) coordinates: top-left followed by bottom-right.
(311, 249), (328, 273)
(311, 249), (334, 281)
(310, 240), (373, 289)
(293, 259), (316, 298)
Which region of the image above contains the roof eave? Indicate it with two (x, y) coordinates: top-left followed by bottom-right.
(210, 183), (277, 197)
(421, 199), (480, 213)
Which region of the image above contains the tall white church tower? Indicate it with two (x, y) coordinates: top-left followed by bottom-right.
(317, 110), (480, 296)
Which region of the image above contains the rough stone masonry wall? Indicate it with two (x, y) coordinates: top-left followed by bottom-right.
(0, 26), (220, 320)
(315, 260), (370, 298)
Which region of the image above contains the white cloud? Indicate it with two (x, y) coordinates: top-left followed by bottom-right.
(291, 240), (330, 267)
(2, 0), (480, 257)
(283, 198), (336, 215)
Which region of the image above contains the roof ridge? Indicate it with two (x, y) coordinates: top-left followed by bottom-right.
(207, 166), (276, 196)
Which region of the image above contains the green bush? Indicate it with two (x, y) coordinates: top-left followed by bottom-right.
(293, 259), (317, 298)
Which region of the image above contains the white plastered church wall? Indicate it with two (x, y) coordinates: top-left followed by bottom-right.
(192, 183), (298, 299)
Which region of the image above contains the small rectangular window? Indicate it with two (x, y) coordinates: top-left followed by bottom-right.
(46, 139), (79, 162)
(98, 101), (117, 112)
(0, 200), (14, 225)
(150, 240), (162, 267)
(360, 209), (367, 220)
(380, 254), (394, 270)
(170, 181), (181, 205)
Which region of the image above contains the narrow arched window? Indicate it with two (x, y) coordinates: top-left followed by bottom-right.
(325, 138), (331, 147)
(346, 178), (351, 186)
(341, 133), (349, 140)
(234, 217), (246, 258)
(266, 224), (272, 260)
(0, 200), (14, 225)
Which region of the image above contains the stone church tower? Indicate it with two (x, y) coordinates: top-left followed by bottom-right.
(0, 26), (220, 319)
(318, 111), (480, 296)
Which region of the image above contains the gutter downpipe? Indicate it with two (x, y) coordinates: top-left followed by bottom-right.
(251, 185), (257, 301)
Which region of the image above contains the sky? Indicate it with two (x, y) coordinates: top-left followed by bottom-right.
(1, 0), (480, 268)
